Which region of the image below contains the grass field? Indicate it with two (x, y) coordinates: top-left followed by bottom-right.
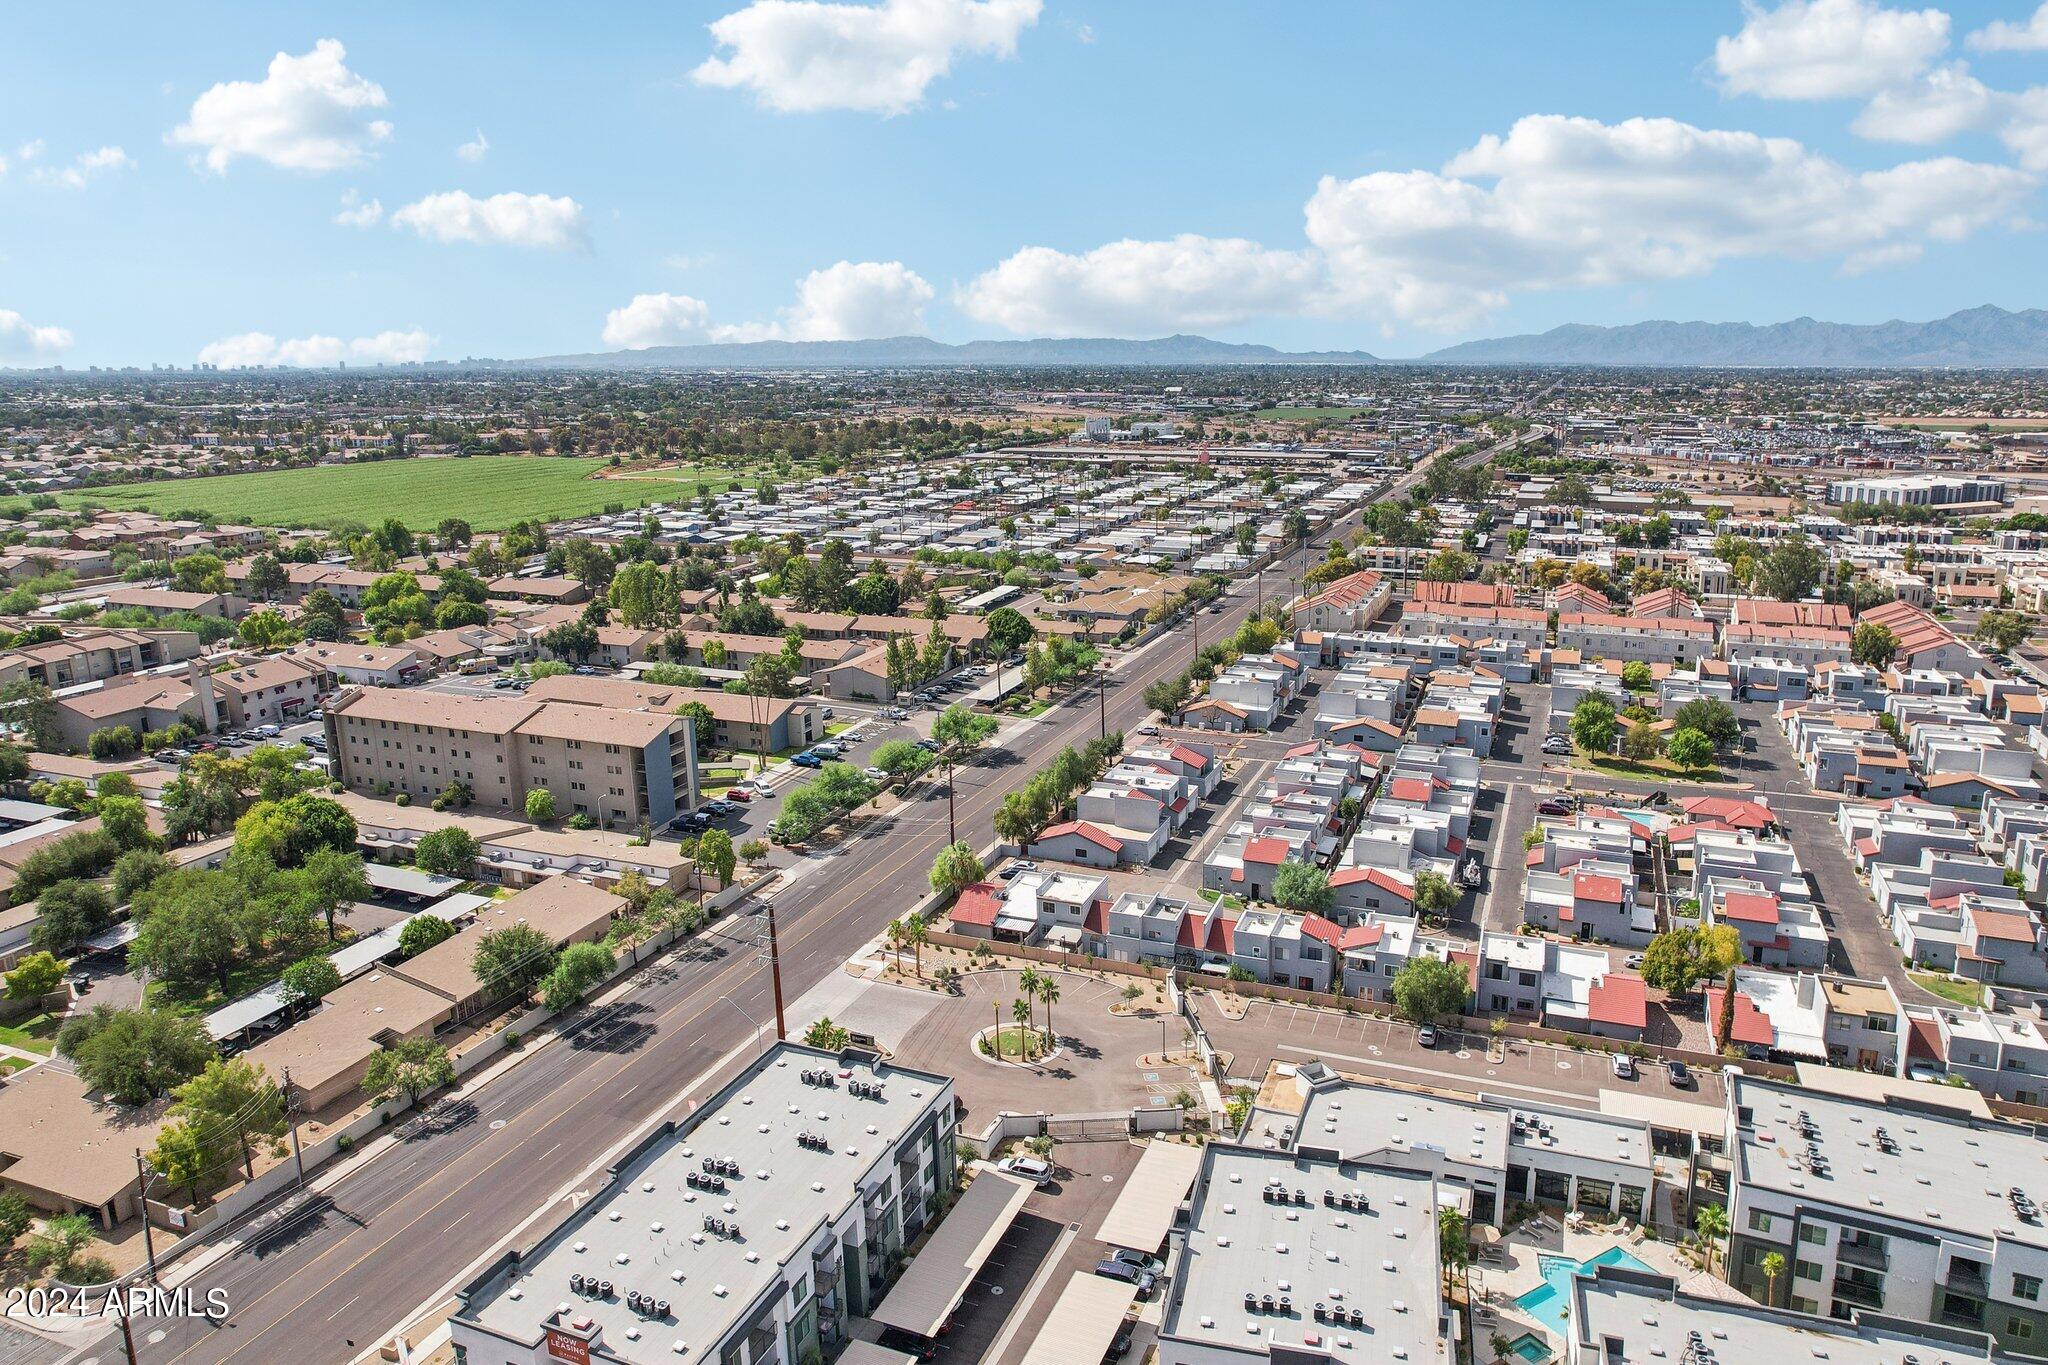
(50, 456), (762, 532)
(1252, 406), (1370, 421)
(1910, 971), (1985, 1007)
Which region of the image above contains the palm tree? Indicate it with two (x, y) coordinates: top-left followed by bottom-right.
(1018, 967), (1044, 1039)
(904, 912), (929, 978)
(1011, 998), (1033, 1059)
(885, 918), (906, 972)
(1038, 976), (1061, 1045)
(1760, 1251), (1786, 1306)
(1693, 1204), (1730, 1273)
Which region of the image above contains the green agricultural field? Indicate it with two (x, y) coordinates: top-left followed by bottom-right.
(1252, 406), (1370, 421)
(50, 456), (766, 532)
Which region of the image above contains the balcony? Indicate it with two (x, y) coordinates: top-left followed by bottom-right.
(1835, 1239), (1889, 1272)
(1946, 1261), (1990, 1298)
(1831, 1277), (1885, 1311)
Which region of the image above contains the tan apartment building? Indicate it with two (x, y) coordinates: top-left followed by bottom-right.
(323, 686), (698, 827)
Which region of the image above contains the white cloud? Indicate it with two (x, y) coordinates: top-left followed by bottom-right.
(957, 236), (1324, 337)
(1852, 62), (1998, 141)
(389, 190), (587, 250)
(602, 293), (716, 348)
(169, 39), (392, 173)
(1714, 0), (1949, 99)
(14, 140), (42, 164)
(693, 0), (1041, 115)
(0, 310), (73, 357)
(752, 259), (934, 339)
(334, 188), (384, 227)
(456, 130), (490, 162)
(601, 260), (935, 347)
(31, 145), (134, 191)
(1303, 115), (2031, 328)
(958, 114), (2033, 336)
(197, 328), (433, 368)
(1971, 2), (2048, 51)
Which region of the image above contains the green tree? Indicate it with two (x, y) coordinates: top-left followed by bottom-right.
(1670, 698), (1740, 753)
(1392, 956), (1468, 1026)
(232, 794), (356, 869)
(278, 955), (343, 1010)
(696, 827), (737, 886)
(1692, 1203), (1730, 1273)
(0, 679), (60, 751)
(804, 1016), (851, 1051)
(1413, 869), (1460, 918)
(928, 841), (987, 900)
(170, 553), (229, 595)
(29, 879), (112, 954)
(608, 560), (681, 630)
(1760, 1251), (1786, 1304)
(397, 913), (457, 958)
(541, 940), (616, 1012)
(148, 1122), (213, 1207)
(23, 1212), (95, 1281)
(473, 922), (557, 1005)
(872, 739), (933, 778)
(1619, 661), (1653, 692)
(170, 1058), (285, 1181)
(1272, 862), (1333, 914)
(1976, 610), (2034, 653)
(1620, 720), (1664, 762)
(414, 826), (481, 877)
(243, 553), (288, 602)
(97, 794), (153, 850)
(1143, 675), (1191, 717)
(110, 847), (171, 903)
(1751, 537), (1824, 602)
(984, 606), (1035, 659)
(1850, 620), (1899, 668)
(524, 787), (557, 823)
(3, 950), (65, 1000)
(1570, 692), (1617, 755)
(1666, 727), (1715, 769)
(56, 1005), (215, 1104)
(1639, 925), (1741, 996)
(86, 725), (140, 761)
(131, 878), (242, 996)
(362, 1037), (455, 1109)
(238, 609), (300, 651)
(674, 701), (716, 747)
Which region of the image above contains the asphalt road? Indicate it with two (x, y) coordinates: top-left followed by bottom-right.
(62, 432), (1501, 1365)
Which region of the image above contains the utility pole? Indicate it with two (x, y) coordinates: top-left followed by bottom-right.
(1097, 664), (1107, 741)
(281, 1067), (307, 1187)
(133, 1151), (158, 1282)
(945, 754), (956, 846)
(764, 898), (787, 1042)
(116, 1296), (139, 1365)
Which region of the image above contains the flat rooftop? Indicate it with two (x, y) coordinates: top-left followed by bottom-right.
(1296, 1077), (1650, 1173)
(1161, 1144), (1448, 1363)
(1571, 1264), (2012, 1364)
(459, 1044), (952, 1360)
(1733, 1074), (2048, 1248)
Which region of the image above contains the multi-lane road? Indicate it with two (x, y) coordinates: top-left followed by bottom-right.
(63, 434), (1503, 1365)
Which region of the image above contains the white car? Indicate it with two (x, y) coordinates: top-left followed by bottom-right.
(863, 766), (889, 781)
(997, 1155), (1054, 1186)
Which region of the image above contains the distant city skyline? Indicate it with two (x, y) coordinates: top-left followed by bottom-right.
(8, 0), (2048, 366)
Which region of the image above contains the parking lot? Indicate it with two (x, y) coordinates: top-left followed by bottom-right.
(887, 970), (1206, 1130)
(1195, 993), (1727, 1113)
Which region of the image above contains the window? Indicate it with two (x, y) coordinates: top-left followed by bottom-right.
(1799, 1223), (1827, 1246)
(2015, 1274), (2042, 1303)
(1747, 1210), (1774, 1234)
(1795, 1259), (1821, 1281)
(2011, 1317), (2036, 1342)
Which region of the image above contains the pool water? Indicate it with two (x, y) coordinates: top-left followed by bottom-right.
(1505, 1333), (1550, 1362)
(1512, 1246), (1655, 1333)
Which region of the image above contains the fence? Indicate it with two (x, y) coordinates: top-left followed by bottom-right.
(932, 938), (1802, 1085)
(962, 1105), (1184, 1157)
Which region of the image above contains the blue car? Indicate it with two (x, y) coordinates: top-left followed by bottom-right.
(791, 753), (823, 769)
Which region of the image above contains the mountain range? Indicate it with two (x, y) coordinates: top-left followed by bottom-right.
(497, 305), (2048, 370)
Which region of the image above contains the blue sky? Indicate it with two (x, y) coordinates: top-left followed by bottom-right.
(6, 0), (2048, 366)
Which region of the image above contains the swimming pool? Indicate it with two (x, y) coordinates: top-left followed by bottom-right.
(1512, 1246), (1655, 1333)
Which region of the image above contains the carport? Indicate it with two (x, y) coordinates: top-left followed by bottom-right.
(1095, 1138), (1203, 1253)
(872, 1171), (1035, 1337)
(1019, 1272), (1135, 1365)
(364, 862), (462, 904)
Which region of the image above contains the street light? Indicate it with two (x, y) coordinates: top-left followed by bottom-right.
(721, 994), (767, 1054)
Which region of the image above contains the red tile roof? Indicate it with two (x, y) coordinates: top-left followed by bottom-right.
(1720, 892), (1781, 926)
(950, 883), (1003, 928)
(1585, 974), (1647, 1030)
(1709, 985), (1774, 1048)
(1971, 907), (2039, 944)
(1574, 872), (1625, 905)
(1039, 820), (1123, 852)
(1338, 923), (1385, 951)
(1243, 837), (1290, 865)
